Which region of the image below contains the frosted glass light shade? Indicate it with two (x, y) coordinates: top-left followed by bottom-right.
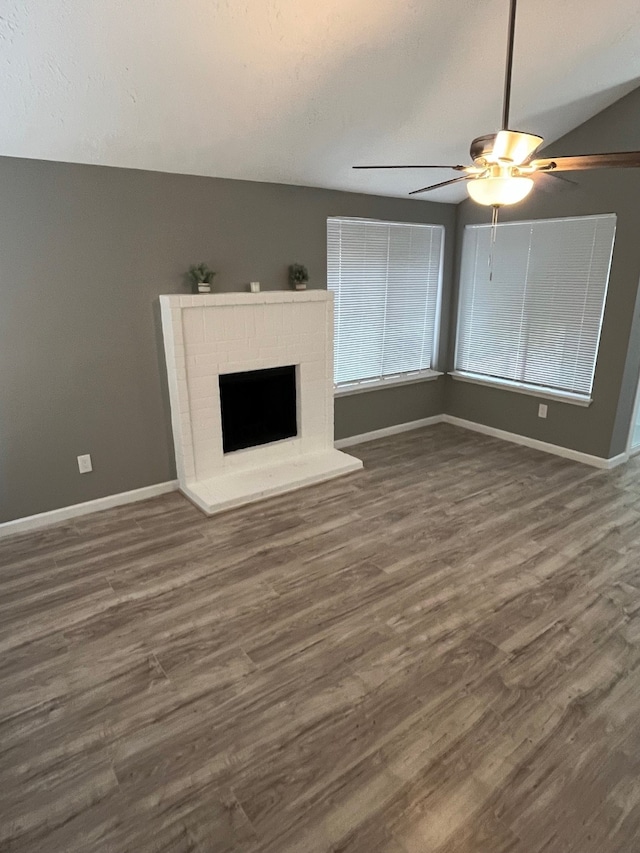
(467, 176), (534, 206)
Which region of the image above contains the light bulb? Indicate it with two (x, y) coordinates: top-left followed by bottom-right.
(467, 175), (534, 206)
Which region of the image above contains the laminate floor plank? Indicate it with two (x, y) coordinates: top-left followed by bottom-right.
(3, 423), (640, 851)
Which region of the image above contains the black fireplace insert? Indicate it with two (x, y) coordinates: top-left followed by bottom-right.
(219, 365), (297, 453)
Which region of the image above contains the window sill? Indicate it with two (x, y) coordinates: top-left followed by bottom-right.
(335, 370), (443, 397)
(449, 371), (592, 407)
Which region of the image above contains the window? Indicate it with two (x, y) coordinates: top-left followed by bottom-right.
(327, 217), (444, 391)
(454, 213), (616, 404)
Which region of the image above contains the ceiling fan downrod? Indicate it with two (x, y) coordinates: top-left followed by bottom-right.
(501, 0), (518, 130)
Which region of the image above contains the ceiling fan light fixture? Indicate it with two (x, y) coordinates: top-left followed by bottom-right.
(467, 174), (534, 206)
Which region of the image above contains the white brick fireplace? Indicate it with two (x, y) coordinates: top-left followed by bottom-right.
(159, 291), (362, 515)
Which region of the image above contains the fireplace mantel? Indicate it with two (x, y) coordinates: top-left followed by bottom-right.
(159, 291), (362, 515)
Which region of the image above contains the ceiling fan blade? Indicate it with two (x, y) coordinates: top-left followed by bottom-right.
(530, 151), (640, 172)
(409, 176), (472, 196)
(531, 171), (578, 193)
(353, 164), (466, 170)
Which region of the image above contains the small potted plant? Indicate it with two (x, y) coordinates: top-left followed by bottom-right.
(188, 263), (216, 294)
(289, 263), (309, 291)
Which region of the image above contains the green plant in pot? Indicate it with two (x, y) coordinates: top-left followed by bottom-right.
(289, 263), (309, 291)
(188, 263), (216, 294)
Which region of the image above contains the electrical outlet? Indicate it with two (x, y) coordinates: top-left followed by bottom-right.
(538, 403), (548, 419)
(77, 454), (93, 474)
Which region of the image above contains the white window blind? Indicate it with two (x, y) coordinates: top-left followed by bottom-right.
(327, 217), (444, 388)
(455, 213), (616, 400)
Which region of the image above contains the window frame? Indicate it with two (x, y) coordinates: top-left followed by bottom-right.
(453, 213), (616, 407)
(327, 216), (446, 396)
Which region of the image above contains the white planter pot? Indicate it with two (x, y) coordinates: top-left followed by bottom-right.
(197, 283), (211, 293)
(294, 282), (307, 291)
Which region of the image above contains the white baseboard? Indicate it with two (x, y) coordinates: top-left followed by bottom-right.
(2, 413), (627, 539)
(334, 416), (443, 449)
(441, 415), (628, 469)
(0, 480), (179, 539)
(604, 452), (631, 469)
(335, 413), (628, 470)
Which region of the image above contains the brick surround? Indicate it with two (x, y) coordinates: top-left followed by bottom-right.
(159, 292), (362, 514)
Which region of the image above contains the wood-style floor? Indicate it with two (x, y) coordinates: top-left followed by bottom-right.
(3, 424), (640, 852)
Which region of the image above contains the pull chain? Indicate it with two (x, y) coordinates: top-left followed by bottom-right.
(488, 205), (500, 282)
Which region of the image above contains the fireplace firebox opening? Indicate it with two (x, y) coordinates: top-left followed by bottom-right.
(219, 365), (297, 453)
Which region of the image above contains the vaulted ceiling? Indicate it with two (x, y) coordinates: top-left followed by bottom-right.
(2, 0), (640, 202)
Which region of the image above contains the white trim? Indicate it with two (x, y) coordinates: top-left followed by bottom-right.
(335, 413), (628, 469)
(625, 362), (640, 455)
(432, 224), (445, 374)
(327, 216), (446, 230)
(441, 415), (627, 469)
(334, 370), (442, 397)
(161, 291), (329, 307)
(449, 371), (592, 407)
(465, 212), (617, 231)
(0, 481), (179, 539)
(334, 416), (442, 448)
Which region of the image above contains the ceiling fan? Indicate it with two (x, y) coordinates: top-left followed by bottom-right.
(353, 0), (640, 206)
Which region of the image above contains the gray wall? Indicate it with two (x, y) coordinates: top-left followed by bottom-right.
(448, 86), (640, 459)
(5, 85), (640, 524)
(0, 156), (455, 523)
(334, 379), (444, 439)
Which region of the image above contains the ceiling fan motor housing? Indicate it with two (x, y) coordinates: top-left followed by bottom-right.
(470, 134), (501, 164)
(470, 131), (544, 166)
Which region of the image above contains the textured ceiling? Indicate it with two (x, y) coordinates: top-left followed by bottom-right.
(1, 0), (640, 202)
